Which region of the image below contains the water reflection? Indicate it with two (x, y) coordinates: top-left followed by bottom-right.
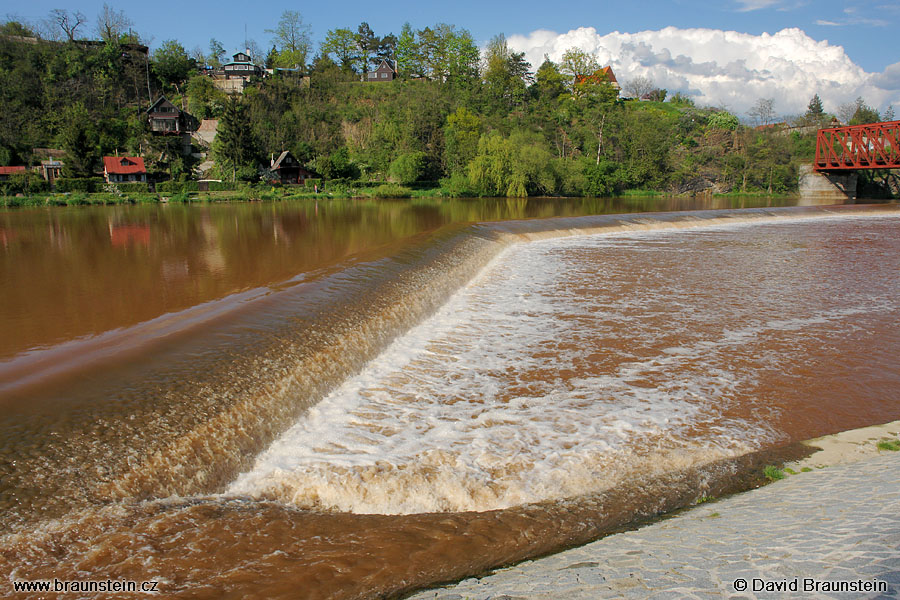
(0, 197), (793, 360)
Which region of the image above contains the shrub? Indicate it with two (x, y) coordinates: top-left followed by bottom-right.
(388, 151), (428, 184)
(56, 177), (104, 193)
(370, 183), (412, 198)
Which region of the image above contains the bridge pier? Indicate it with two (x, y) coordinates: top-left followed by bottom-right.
(798, 165), (857, 204)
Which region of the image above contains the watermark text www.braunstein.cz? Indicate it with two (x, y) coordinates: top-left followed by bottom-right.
(13, 578), (161, 594)
(733, 577), (889, 594)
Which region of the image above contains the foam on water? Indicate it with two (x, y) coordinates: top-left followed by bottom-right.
(228, 216), (900, 514)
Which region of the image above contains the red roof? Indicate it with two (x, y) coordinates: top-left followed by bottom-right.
(103, 156), (146, 175)
(0, 166), (26, 175)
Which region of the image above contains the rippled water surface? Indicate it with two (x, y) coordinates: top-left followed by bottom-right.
(2, 201), (899, 599)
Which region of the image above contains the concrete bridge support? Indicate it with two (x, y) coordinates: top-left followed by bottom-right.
(798, 165), (857, 205)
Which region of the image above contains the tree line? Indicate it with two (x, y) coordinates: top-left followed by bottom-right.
(1, 8), (895, 198)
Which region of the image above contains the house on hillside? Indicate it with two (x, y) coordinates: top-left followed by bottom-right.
(269, 151), (318, 184)
(223, 51), (264, 81)
(0, 166), (26, 182)
(103, 156), (146, 183)
(147, 97), (198, 134)
(366, 59), (396, 82)
(575, 66), (620, 90)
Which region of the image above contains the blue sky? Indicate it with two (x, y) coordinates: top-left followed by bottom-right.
(5, 0), (899, 115)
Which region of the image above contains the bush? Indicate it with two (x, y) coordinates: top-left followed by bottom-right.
(438, 172), (481, 197)
(109, 182), (149, 194)
(389, 151), (428, 184)
(370, 183), (412, 198)
(57, 177), (104, 193)
(4, 171), (49, 195)
(707, 111), (740, 131)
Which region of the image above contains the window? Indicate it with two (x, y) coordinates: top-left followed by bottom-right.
(368, 72), (377, 79)
(381, 72), (387, 78)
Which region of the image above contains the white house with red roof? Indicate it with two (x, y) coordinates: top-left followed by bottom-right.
(103, 156), (147, 184)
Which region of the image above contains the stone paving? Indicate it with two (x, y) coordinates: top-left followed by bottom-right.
(410, 453), (900, 599)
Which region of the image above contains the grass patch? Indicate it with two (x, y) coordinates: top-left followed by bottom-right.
(763, 465), (785, 481)
(784, 467), (797, 475)
(876, 438), (900, 452)
(801, 467), (813, 472)
(695, 494), (714, 504)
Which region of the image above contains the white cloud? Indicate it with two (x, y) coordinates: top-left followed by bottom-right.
(508, 26), (900, 117)
(735, 0), (782, 11)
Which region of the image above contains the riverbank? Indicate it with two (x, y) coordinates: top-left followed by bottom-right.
(0, 187), (804, 208)
(409, 422), (900, 599)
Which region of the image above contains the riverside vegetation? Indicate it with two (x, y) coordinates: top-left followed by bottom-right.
(1, 12), (896, 206)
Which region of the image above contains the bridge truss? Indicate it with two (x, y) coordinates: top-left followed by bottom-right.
(814, 120), (900, 172)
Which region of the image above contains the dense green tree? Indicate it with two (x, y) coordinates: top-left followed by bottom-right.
(0, 20), (34, 37)
(355, 22), (377, 74)
(395, 23), (421, 77)
(483, 34), (531, 111)
(389, 151), (427, 183)
(152, 40), (194, 93)
(560, 48), (599, 82)
(849, 98), (880, 125)
(806, 94), (824, 119)
(534, 58), (566, 101)
(321, 28), (360, 72)
(443, 107), (481, 174)
(213, 97), (260, 181)
(57, 103), (99, 177)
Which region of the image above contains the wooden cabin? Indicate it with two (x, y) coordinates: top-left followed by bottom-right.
(366, 59), (396, 82)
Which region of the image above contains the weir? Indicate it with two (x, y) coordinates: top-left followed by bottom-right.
(3, 204), (900, 598)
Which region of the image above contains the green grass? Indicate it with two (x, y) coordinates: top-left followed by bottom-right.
(763, 465), (785, 481)
(876, 438), (900, 452)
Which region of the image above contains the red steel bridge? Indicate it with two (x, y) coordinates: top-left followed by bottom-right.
(815, 120), (900, 172)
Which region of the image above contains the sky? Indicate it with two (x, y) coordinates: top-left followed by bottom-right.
(5, 0), (899, 117)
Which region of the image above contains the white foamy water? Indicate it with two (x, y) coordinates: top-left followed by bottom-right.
(227, 215), (900, 514)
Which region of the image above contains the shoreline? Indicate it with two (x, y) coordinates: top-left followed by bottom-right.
(409, 421), (900, 599)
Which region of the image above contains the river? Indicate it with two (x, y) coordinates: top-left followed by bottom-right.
(2, 197), (899, 599)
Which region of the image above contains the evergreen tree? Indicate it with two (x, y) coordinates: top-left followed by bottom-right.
(213, 97), (259, 181)
(806, 94), (824, 119)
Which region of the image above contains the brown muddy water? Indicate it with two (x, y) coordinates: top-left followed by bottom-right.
(2, 198), (899, 599)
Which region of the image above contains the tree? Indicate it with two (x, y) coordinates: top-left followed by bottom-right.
(534, 57), (566, 101)
(267, 10), (312, 70)
(0, 19), (34, 37)
(395, 23), (420, 77)
(208, 39), (226, 68)
(95, 4), (132, 42)
(623, 75), (654, 99)
(748, 98), (776, 126)
(806, 94), (824, 120)
(885, 105), (895, 121)
(212, 97), (260, 181)
(850, 102), (880, 125)
(443, 107), (481, 173)
(389, 151), (427, 184)
(152, 40), (194, 92)
(321, 28), (360, 72)
(57, 102), (98, 177)
(483, 34), (531, 110)
(355, 22), (377, 74)
(560, 47), (599, 81)
(669, 92), (694, 107)
(49, 9), (86, 42)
